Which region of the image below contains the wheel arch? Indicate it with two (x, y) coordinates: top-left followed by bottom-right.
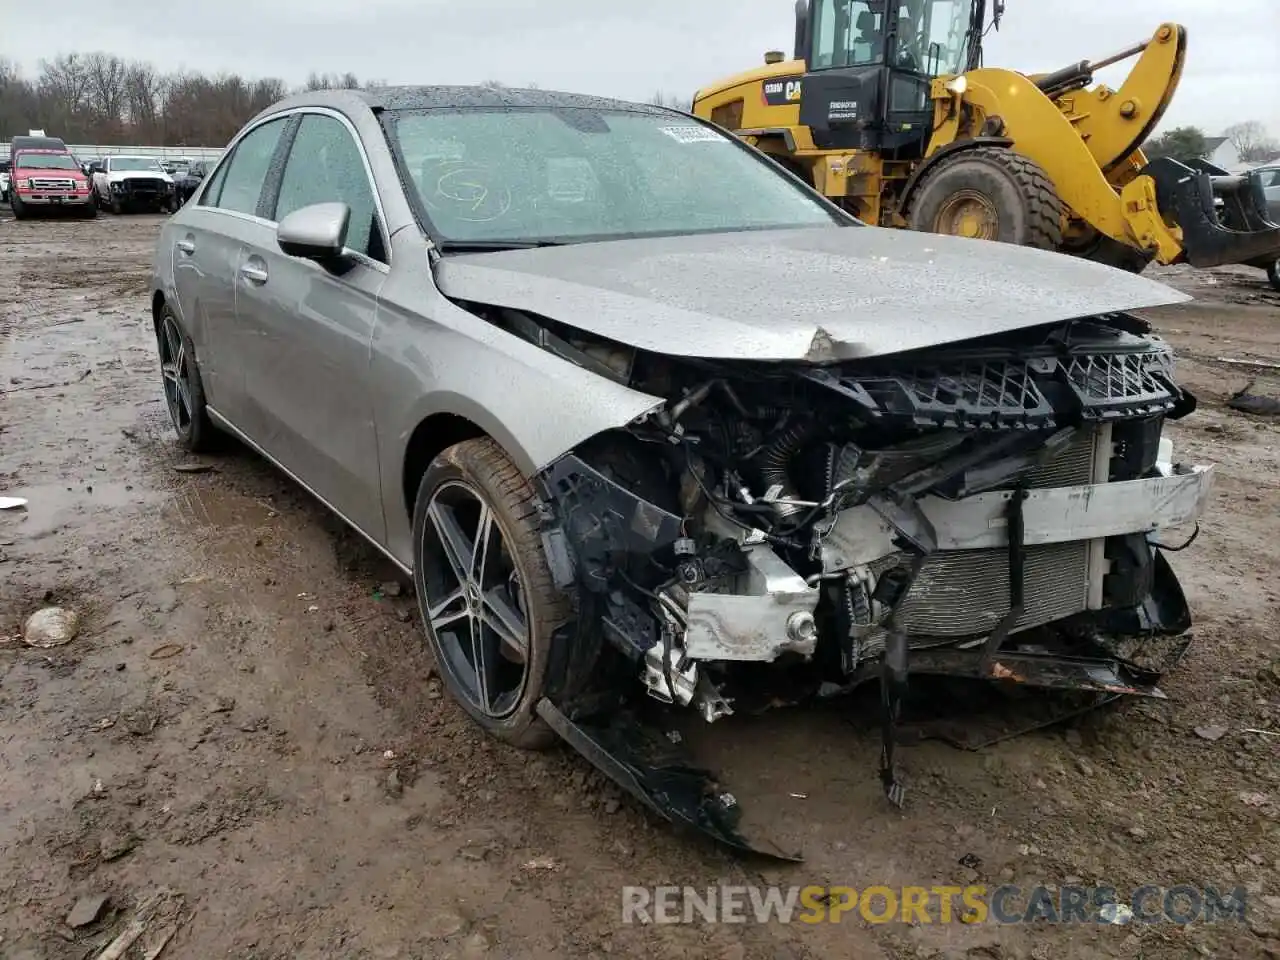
(151, 289), (167, 335)
(400, 410), (492, 522)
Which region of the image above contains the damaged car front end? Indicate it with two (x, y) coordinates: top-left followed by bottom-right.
(396, 90), (1215, 859)
(446, 292), (1212, 857)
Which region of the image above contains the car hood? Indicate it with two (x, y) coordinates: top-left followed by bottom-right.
(106, 170), (173, 183)
(13, 167), (86, 180)
(433, 226), (1191, 362)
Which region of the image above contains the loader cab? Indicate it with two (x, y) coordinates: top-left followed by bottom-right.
(795, 0), (984, 153)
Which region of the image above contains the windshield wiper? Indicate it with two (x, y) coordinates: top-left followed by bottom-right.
(435, 239), (565, 252)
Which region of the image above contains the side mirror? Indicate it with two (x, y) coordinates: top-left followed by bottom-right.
(277, 201), (351, 262)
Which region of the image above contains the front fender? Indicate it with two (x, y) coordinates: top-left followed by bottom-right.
(371, 281), (664, 567)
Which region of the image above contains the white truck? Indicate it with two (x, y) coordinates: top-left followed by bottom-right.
(90, 155), (177, 214)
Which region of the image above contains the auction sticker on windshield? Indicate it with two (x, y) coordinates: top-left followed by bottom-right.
(659, 125), (723, 144)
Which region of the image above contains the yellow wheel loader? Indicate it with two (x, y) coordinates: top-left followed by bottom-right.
(691, 0), (1280, 278)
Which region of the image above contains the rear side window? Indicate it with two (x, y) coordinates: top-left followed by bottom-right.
(206, 117), (288, 216)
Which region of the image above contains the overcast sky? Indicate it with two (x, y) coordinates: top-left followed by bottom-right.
(6, 0), (1278, 138)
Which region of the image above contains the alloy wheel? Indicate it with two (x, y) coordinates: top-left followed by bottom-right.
(419, 480), (531, 719)
(158, 315), (193, 434)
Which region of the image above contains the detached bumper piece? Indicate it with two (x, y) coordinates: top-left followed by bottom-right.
(535, 699), (802, 861)
(1141, 156), (1280, 268)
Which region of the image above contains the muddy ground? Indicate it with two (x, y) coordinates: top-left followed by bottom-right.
(0, 211), (1277, 960)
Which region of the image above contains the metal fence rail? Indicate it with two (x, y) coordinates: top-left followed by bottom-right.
(1, 143), (225, 163)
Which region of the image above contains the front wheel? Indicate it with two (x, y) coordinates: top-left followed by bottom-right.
(10, 194), (26, 220)
(1267, 259), (1280, 293)
(411, 438), (573, 750)
(907, 147), (1064, 250)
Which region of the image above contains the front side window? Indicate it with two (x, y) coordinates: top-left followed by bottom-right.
(13, 152), (80, 170)
(387, 107), (843, 247)
(274, 114), (383, 261)
(811, 0), (884, 69)
(208, 117), (288, 216)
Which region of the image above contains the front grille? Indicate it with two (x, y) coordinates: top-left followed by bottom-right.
(31, 177), (76, 190)
(1065, 351), (1177, 420)
(125, 178), (165, 194)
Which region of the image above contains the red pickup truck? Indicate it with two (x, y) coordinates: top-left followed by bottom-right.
(8, 136), (96, 219)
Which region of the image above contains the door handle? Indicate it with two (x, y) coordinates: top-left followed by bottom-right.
(239, 263), (269, 284)
(176, 239), (195, 254)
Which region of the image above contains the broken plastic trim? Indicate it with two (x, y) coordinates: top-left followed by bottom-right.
(535, 699), (803, 861)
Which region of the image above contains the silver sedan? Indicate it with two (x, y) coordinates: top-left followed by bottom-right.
(150, 86), (1214, 855)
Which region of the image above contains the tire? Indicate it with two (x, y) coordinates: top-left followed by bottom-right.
(1267, 259), (1280, 293)
(110, 197), (122, 215)
(411, 437), (572, 750)
(156, 306), (217, 453)
(82, 203), (98, 220)
(10, 195), (26, 220)
(907, 147), (1064, 251)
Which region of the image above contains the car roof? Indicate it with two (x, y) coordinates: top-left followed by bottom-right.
(11, 135), (68, 151)
(245, 85), (676, 127)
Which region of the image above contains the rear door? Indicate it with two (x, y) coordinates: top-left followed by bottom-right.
(170, 116), (292, 424)
(234, 110), (390, 540)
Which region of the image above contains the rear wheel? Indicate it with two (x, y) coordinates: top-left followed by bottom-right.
(411, 438), (573, 750)
(156, 306), (216, 452)
(907, 147), (1064, 251)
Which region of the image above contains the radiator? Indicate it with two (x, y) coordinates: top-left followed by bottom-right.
(889, 424), (1105, 641)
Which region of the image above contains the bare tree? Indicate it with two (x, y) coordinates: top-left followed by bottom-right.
(305, 71), (363, 91)
(85, 52), (129, 135)
(648, 90), (692, 111)
(1224, 120), (1279, 164)
(123, 62), (165, 139)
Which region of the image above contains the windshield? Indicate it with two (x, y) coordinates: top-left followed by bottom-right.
(811, 0), (885, 69)
(109, 157), (163, 172)
(387, 107), (844, 246)
(14, 152), (80, 171)
(810, 0), (972, 75)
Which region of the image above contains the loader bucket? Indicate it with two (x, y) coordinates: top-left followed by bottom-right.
(1140, 156), (1280, 269)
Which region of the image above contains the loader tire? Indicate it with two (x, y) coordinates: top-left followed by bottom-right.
(907, 147), (1063, 251)
(1267, 259), (1280, 293)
